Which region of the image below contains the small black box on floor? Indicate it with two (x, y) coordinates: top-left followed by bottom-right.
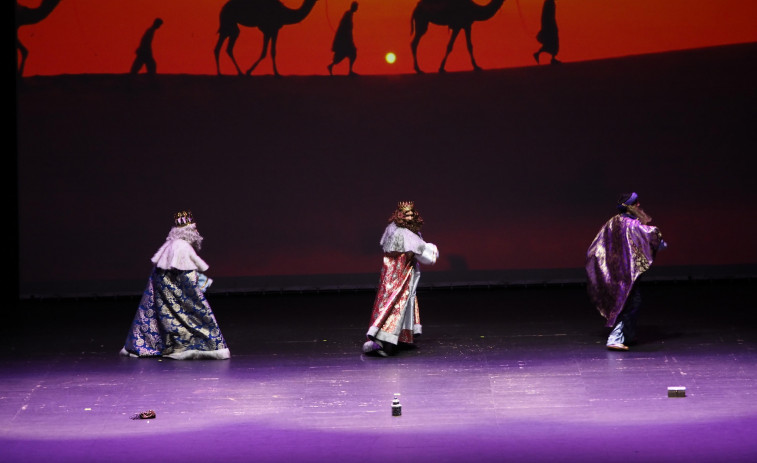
(667, 387), (686, 398)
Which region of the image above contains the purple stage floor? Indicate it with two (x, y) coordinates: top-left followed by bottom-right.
(2, 281), (756, 463)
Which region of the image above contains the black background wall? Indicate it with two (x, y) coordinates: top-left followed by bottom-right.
(15, 43), (757, 298)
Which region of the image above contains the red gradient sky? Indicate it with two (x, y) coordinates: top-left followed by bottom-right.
(16, 0), (757, 76)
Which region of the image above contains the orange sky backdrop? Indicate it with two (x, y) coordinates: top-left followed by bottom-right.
(16, 0), (757, 76)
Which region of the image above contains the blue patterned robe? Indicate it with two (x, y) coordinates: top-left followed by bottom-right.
(121, 236), (229, 360)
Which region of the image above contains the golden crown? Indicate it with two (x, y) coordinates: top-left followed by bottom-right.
(174, 210), (195, 227)
(398, 201), (415, 213)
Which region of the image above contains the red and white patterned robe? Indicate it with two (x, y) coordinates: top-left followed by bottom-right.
(366, 223), (438, 346)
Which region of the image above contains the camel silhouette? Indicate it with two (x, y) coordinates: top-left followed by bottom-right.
(410, 0), (506, 74)
(15, 0), (62, 77)
(214, 0), (320, 77)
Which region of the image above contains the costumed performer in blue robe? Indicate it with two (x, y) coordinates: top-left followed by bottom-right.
(120, 211), (230, 360)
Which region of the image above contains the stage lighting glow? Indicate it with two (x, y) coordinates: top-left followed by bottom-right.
(385, 52), (396, 64)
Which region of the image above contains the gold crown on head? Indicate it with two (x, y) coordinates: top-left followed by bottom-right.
(174, 210), (195, 227)
(397, 201), (414, 213)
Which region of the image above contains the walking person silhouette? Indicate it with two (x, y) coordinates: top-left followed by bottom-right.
(533, 0), (560, 65)
(328, 2), (358, 76)
(130, 18), (163, 75)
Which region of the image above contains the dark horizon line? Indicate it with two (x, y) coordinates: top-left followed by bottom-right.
(17, 41), (757, 79)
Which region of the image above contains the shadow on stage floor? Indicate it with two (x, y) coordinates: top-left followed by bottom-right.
(2, 280), (756, 463)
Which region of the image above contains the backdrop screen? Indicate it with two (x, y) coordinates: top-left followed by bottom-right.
(15, 1), (757, 297)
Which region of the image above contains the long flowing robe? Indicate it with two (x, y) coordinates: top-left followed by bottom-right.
(366, 223), (437, 346)
(586, 214), (663, 327)
(332, 9), (356, 60)
(121, 238), (230, 359)
(536, 0), (559, 55)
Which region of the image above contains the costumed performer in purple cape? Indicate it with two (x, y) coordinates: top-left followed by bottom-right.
(586, 192), (667, 351)
(363, 201), (439, 357)
(120, 211), (230, 360)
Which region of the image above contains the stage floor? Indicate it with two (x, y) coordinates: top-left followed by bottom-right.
(2, 281), (756, 463)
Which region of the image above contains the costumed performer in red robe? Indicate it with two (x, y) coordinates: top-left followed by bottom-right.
(363, 201), (439, 357)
